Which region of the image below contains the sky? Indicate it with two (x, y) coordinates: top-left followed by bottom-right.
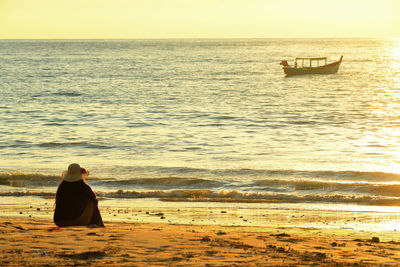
(1, 0), (400, 39)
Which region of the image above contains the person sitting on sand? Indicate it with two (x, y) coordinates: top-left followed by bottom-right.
(54, 163), (104, 227)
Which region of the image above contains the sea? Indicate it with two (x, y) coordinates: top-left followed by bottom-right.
(1, 39), (400, 229)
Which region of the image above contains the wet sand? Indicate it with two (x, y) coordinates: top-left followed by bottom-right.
(1, 217), (400, 266)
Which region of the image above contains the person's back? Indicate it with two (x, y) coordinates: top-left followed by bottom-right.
(53, 163), (104, 227)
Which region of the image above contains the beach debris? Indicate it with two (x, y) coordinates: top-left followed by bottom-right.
(288, 238), (302, 243)
(216, 230), (226, 235)
(303, 251), (327, 261)
(57, 250), (106, 260)
(183, 252), (195, 259)
(221, 211), (227, 213)
(206, 250), (217, 256)
(201, 236), (211, 242)
(170, 256), (183, 261)
(371, 237), (380, 243)
(270, 233), (290, 237)
(86, 232), (98, 236)
(277, 247), (286, 253)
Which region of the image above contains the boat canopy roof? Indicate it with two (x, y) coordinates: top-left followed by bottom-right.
(295, 57), (327, 61)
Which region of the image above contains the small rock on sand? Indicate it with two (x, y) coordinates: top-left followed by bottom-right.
(371, 237), (380, 243)
(201, 236), (211, 242)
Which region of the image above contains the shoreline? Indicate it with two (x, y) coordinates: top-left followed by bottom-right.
(2, 196), (400, 232)
(2, 215), (400, 266)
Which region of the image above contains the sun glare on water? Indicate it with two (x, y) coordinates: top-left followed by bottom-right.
(394, 38), (400, 60)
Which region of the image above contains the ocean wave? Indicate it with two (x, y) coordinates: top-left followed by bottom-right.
(99, 189), (400, 206)
(52, 91), (85, 97)
(97, 189), (400, 206)
(252, 179), (400, 197)
(0, 191), (54, 198)
(37, 141), (112, 149)
(7, 140), (112, 150)
(351, 59), (374, 63)
(220, 169), (400, 182)
(0, 172), (109, 188)
(0, 172), (222, 189)
(3, 169), (400, 198)
(0, 173), (60, 187)
(3, 189), (399, 206)
(128, 166), (397, 181)
(101, 177), (223, 188)
(7, 167), (399, 185)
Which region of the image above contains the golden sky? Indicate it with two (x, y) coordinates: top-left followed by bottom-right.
(1, 0), (399, 39)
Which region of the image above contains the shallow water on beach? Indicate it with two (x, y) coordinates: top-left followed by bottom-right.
(2, 196), (400, 232)
(1, 39), (400, 217)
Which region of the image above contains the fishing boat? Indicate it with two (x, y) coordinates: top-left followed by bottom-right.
(280, 56), (343, 76)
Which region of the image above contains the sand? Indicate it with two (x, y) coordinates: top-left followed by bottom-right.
(1, 217), (400, 266)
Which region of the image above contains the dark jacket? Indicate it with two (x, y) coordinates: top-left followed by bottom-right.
(54, 180), (103, 226)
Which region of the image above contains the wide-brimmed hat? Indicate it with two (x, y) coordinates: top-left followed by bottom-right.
(62, 163), (88, 182)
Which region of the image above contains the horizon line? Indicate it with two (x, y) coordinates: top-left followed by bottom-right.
(0, 37), (397, 41)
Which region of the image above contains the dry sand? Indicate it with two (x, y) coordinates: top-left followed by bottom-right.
(1, 217), (400, 266)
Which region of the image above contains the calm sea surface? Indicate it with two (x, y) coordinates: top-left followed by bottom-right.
(1, 39), (400, 216)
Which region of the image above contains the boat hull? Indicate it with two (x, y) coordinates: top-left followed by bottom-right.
(283, 56), (342, 76)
